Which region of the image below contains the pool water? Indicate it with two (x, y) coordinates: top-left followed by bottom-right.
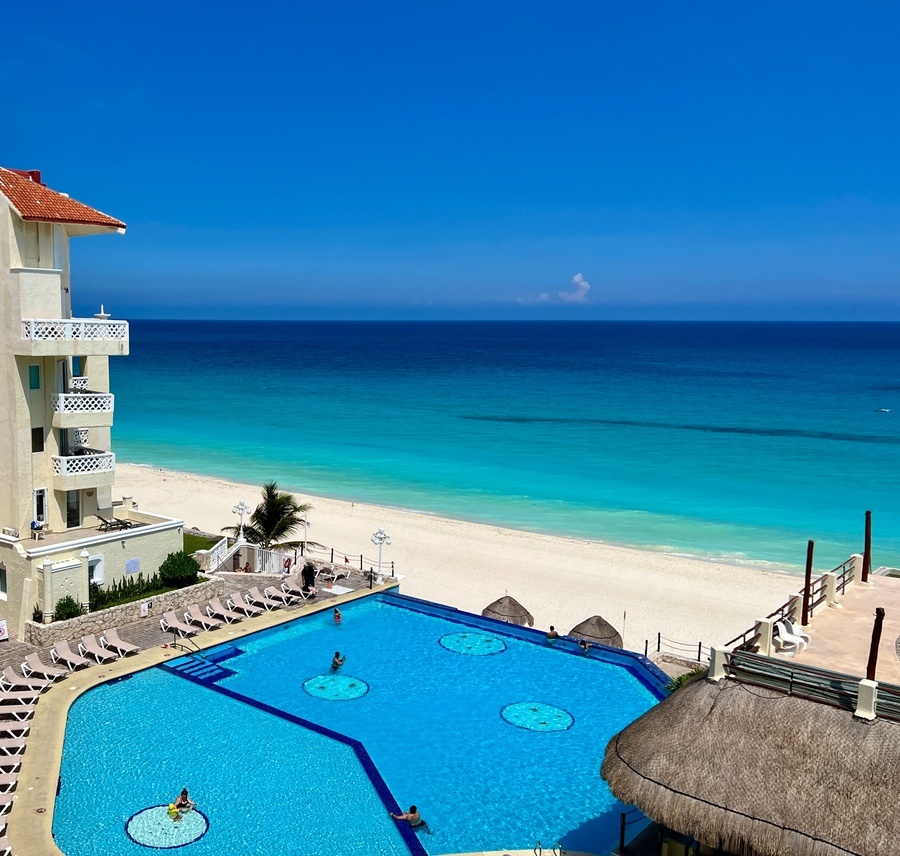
(54, 595), (664, 855)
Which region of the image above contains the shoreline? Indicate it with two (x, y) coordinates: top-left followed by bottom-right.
(116, 462), (799, 653)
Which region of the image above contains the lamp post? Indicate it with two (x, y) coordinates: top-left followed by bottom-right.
(371, 527), (391, 584)
(300, 513), (308, 557)
(232, 500), (250, 544)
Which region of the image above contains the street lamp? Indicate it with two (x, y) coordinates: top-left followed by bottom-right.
(371, 527), (391, 584)
(232, 500), (251, 543)
(300, 512), (309, 556)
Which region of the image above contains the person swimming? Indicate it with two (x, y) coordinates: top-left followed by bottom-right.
(331, 651), (346, 670)
(174, 788), (194, 813)
(333, 608), (342, 623)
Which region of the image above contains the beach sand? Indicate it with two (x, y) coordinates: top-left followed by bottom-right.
(117, 463), (798, 655)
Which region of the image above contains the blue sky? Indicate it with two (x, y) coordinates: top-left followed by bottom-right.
(5, 1), (900, 319)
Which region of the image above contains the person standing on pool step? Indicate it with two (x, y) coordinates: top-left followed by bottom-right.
(391, 805), (431, 833)
(331, 651), (346, 669)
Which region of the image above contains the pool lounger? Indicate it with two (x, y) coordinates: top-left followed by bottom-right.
(0, 706), (34, 723)
(0, 835), (9, 856)
(160, 611), (198, 638)
(78, 635), (118, 664)
(226, 592), (263, 617)
(50, 640), (93, 672)
(20, 654), (66, 681)
(206, 598), (243, 624)
(0, 692), (39, 707)
(264, 585), (297, 606)
(281, 576), (315, 601)
(0, 740), (25, 757)
(246, 587), (282, 611)
(0, 794), (13, 815)
(0, 728), (28, 741)
(0, 772), (18, 794)
(100, 628), (140, 656)
(320, 565), (351, 583)
(185, 604), (223, 631)
(0, 667), (52, 694)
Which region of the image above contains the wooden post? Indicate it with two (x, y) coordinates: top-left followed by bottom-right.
(801, 540), (814, 626)
(862, 510), (872, 583)
(866, 607), (886, 681)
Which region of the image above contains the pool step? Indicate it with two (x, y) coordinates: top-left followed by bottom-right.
(162, 655), (237, 685)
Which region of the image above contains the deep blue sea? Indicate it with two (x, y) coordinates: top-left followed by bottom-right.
(110, 321), (900, 572)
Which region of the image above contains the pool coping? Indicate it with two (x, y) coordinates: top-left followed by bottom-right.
(10, 582), (400, 856)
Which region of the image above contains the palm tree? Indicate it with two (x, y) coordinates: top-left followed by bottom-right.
(222, 482), (312, 550)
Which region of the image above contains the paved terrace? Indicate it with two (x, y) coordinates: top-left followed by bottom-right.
(791, 573), (900, 685)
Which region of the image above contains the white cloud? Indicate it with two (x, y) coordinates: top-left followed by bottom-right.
(558, 272), (591, 303)
(516, 292), (550, 306)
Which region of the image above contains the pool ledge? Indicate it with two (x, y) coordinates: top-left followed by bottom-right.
(9, 582), (397, 856)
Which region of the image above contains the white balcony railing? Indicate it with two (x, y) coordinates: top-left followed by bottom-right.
(70, 377), (89, 391)
(50, 392), (114, 415)
(21, 319), (128, 342)
(51, 449), (116, 477)
(50, 391), (114, 414)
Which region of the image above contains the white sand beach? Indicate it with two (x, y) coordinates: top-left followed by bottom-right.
(117, 463), (798, 655)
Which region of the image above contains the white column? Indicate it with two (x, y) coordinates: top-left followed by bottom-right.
(854, 679), (878, 720)
(756, 618), (775, 657)
(42, 558), (54, 623)
(80, 549), (91, 610)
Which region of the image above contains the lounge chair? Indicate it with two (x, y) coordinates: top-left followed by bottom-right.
(247, 586), (282, 611)
(78, 635), (118, 664)
(184, 604), (223, 631)
(0, 795), (14, 816)
(160, 611), (197, 638)
(50, 640), (93, 672)
(0, 772), (18, 794)
(0, 835), (10, 856)
(320, 564), (350, 582)
(0, 691), (39, 706)
(0, 763), (19, 779)
(21, 654), (66, 681)
(114, 517), (135, 529)
(281, 576), (315, 601)
(226, 592), (263, 617)
(96, 514), (126, 531)
(0, 667), (51, 694)
(206, 598), (243, 624)
(782, 618), (811, 647)
(0, 706), (34, 723)
(100, 628), (139, 656)
(0, 739), (25, 757)
(0, 728), (28, 740)
(264, 585), (297, 605)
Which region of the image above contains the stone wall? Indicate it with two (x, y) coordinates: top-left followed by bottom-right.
(22, 575), (226, 648)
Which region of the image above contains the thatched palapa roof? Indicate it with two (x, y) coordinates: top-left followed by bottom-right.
(569, 615), (623, 649)
(482, 596), (534, 627)
(601, 677), (900, 856)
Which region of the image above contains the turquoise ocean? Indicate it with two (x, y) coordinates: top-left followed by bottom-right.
(110, 321), (900, 573)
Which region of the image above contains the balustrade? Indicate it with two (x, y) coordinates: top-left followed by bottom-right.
(50, 392), (114, 414)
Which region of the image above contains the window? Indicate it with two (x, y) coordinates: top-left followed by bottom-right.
(31, 427), (44, 453)
(28, 365), (41, 390)
(0, 565), (7, 598)
(72, 356), (85, 377)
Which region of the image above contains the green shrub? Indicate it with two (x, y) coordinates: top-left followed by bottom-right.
(158, 551), (200, 588)
(89, 573), (172, 612)
(53, 595), (86, 622)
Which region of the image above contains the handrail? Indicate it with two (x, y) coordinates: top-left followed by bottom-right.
(653, 632), (710, 662)
(835, 556), (856, 594)
(169, 634), (210, 663)
(619, 806), (645, 852)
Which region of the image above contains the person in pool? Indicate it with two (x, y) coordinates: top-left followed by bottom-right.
(331, 651), (346, 670)
(333, 608), (342, 623)
(578, 639), (592, 653)
(546, 626), (559, 641)
(174, 789), (195, 813)
(391, 805), (431, 833)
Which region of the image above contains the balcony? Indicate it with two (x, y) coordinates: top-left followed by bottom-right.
(50, 390), (115, 429)
(51, 448), (116, 491)
(15, 318), (129, 357)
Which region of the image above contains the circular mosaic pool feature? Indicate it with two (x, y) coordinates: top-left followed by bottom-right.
(439, 632), (507, 656)
(125, 805), (209, 849)
(303, 674), (369, 701)
(501, 702), (574, 732)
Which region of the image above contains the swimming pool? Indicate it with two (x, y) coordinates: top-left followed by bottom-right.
(54, 594), (666, 855)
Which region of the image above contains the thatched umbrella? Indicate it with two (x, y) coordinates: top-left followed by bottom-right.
(482, 596), (534, 627)
(601, 676), (900, 856)
(569, 615), (623, 649)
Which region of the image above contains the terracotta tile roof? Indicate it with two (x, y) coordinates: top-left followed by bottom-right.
(0, 167), (125, 230)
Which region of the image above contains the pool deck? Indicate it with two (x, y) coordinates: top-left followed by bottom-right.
(8, 574), (397, 856)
